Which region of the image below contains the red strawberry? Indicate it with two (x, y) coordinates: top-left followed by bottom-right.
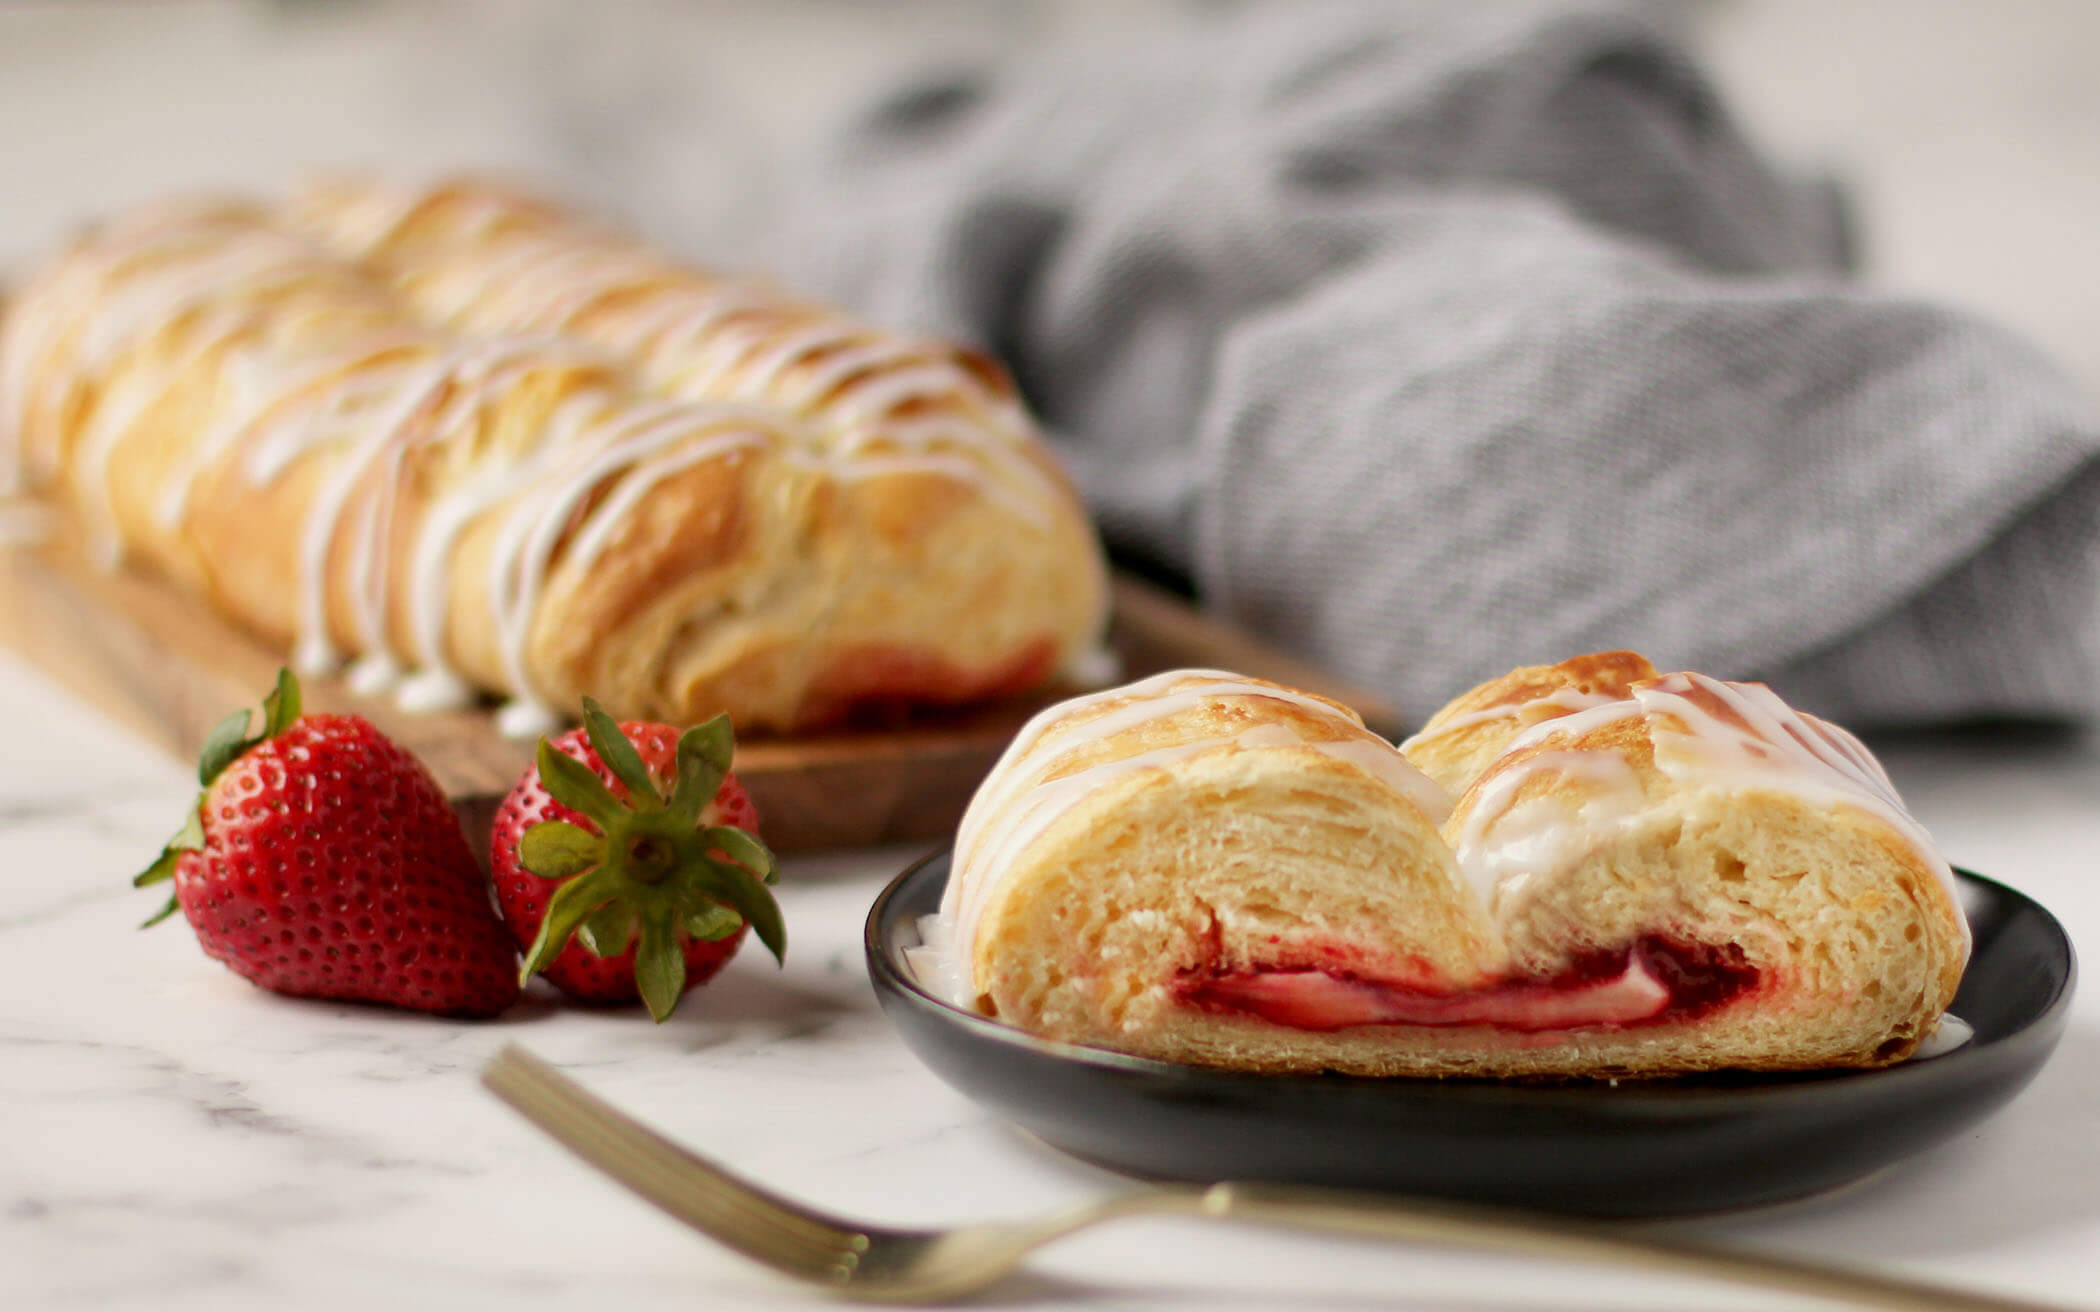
(134, 671), (519, 1017)
(490, 701), (782, 1021)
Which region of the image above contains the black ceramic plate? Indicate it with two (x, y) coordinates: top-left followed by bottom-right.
(866, 851), (2074, 1218)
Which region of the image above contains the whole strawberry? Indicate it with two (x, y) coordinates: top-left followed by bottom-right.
(134, 671), (519, 1017)
(490, 700), (782, 1021)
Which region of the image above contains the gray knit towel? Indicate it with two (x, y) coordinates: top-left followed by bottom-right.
(734, 0), (2100, 728)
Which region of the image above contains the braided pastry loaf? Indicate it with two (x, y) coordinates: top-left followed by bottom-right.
(0, 191), (1106, 735)
(285, 178), (1106, 726)
(928, 659), (1969, 1078)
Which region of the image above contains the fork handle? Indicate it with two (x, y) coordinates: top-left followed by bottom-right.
(1099, 1182), (2081, 1312)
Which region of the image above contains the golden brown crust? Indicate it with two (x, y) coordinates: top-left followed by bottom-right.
(1401, 650), (1658, 796)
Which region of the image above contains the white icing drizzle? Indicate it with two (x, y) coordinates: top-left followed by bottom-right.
(494, 698), (567, 743)
(267, 336), (582, 676)
(514, 252), (671, 333)
(606, 287), (1052, 520)
(556, 418), (764, 577)
(1399, 684), (1626, 749)
(1910, 1012), (1973, 1059)
(292, 185), (1064, 530)
(7, 220), (323, 555)
(1452, 748), (1648, 918)
(3, 203), (258, 491)
(155, 333), (428, 532)
(955, 672), (1363, 877)
(285, 353), (456, 676)
(314, 179), (525, 267)
(905, 912), (964, 1004)
(345, 650), (406, 698)
(612, 279), (779, 363)
(479, 400), (774, 735)
(339, 419), (406, 666)
(771, 337), (923, 410)
(714, 322), (865, 401)
(824, 363), (972, 429)
(10, 199), (667, 713)
(940, 670), (1451, 1008)
(75, 238), (308, 377)
(395, 390), (608, 711)
(1638, 672), (1969, 949)
(787, 447), (1045, 525)
(0, 205), (419, 670)
(71, 326), (231, 564)
(654, 318), (777, 397)
(1306, 736), (1459, 832)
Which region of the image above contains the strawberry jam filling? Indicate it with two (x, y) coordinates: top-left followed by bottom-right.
(1178, 938), (1758, 1033)
(802, 639), (1058, 728)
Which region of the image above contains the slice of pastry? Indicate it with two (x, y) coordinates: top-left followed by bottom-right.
(928, 661), (1970, 1078)
(285, 177), (1109, 721)
(935, 669), (1498, 1073)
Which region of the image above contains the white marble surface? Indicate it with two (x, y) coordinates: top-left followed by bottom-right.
(2, 648), (2096, 1311)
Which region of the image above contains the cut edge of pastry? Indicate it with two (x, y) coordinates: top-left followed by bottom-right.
(929, 657), (1972, 1080)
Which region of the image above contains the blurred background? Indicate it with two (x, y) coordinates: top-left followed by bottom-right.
(4, 0), (2096, 399)
(7, 0), (2099, 731)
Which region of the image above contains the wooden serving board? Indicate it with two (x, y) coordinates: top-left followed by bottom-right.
(0, 533), (1399, 851)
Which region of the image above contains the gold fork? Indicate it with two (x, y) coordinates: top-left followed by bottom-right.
(481, 1045), (2079, 1310)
